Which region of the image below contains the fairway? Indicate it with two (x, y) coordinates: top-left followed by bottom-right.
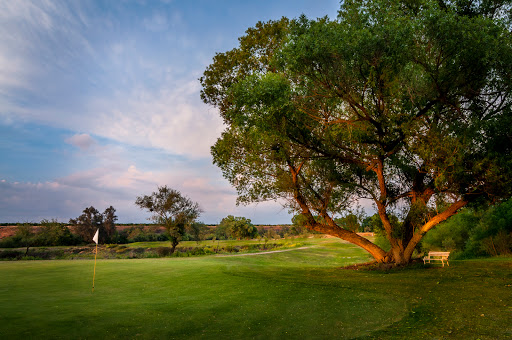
(1, 239), (511, 339)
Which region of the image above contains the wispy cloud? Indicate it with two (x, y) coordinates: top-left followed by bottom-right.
(0, 0), (342, 224)
(90, 79), (224, 158)
(0, 165), (292, 224)
(0, 0), (222, 158)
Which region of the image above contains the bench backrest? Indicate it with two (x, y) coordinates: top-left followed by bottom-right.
(428, 251), (450, 257)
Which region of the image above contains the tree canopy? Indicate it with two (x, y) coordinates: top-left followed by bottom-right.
(201, 0), (512, 264)
(218, 215), (258, 239)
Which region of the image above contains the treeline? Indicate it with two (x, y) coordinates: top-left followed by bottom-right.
(0, 210), (312, 249)
(116, 216), (311, 244)
(0, 206), (120, 250)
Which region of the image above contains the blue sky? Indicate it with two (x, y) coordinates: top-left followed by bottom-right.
(0, 0), (340, 224)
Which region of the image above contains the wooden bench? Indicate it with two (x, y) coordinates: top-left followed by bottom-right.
(423, 251), (450, 267)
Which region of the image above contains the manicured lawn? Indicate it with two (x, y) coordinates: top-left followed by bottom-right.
(0, 238), (510, 339)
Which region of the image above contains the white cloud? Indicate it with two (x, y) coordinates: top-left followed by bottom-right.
(65, 133), (97, 150)
(90, 78), (224, 158)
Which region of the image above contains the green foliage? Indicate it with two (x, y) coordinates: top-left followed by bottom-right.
(213, 222), (229, 240)
(135, 186), (202, 253)
(335, 207), (366, 232)
(121, 227), (169, 243)
(421, 209), (480, 253)
(69, 206), (118, 244)
(37, 219), (80, 246)
(218, 215), (258, 239)
(155, 246), (171, 257)
(362, 214), (383, 232)
(465, 198), (512, 256)
(422, 197), (512, 257)
(14, 224), (35, 255)
(186, 222), (209, 243)
(201, 0), (512, 264)
(290, 214), (310, 235)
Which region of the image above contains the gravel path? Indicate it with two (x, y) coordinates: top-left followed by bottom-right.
(215, 246), (312, 257)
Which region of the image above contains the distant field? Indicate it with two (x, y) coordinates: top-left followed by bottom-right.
(0, 238), (510, 339)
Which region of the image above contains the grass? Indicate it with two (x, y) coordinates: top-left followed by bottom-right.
(0, 237), (315, 260)
(0, 238), (511, 339)
(126, 236), (317, 249)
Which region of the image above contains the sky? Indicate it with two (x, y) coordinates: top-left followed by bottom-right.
(0, 0), (341, 224)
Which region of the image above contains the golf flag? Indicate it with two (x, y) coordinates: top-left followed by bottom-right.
(93, 229), (99, 244)
(92, 228), (99, 292)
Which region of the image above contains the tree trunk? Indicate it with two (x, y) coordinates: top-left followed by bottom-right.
(170, 239), (179, 254)
(389, 245), (411, 265)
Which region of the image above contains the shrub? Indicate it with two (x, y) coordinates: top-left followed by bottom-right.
(0, 250), (22, 259)
(156, 247), (171, 257)
(421, 209), (479, 253)
(420, 198), (512, 258)
(0, 236), (22, 248)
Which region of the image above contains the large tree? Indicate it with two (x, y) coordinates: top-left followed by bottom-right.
(135, 186), (202, 253)
(200, 0), (512, 264)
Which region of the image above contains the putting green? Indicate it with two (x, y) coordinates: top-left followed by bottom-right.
(0, 241), (407, 339)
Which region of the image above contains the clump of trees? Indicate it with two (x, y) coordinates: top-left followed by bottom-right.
(69, 206), (118, 244)
(200, 0), (512, 264)
(135, 186), (202, 253)
(215, 215), (258, 240)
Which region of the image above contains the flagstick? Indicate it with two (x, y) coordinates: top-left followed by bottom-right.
(92, 242), (98, 293)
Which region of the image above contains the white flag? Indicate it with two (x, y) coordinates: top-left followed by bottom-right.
(93, 229), (99, 244)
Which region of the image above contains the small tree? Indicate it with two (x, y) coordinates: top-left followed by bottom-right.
(188, 222), (208, 244)
(103, 206), (118, 243)
(38, 219), (77, 246)
(15, 224), (35, 255)
(70, 206), (102, 243)
(135, 186), (202, 253)
(290, 214), (310, 236)
(338, 214), (361, 233)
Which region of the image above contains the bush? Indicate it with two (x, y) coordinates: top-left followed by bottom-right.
(0, 236), (22, 248)
(464, 199), (512, 257)
(421, 198), (512, 258)
(156, 247), (171, 257)
(421, 209), (479, 253)
(374, 233), (391, 252)
(0, 250), (22, 259)
(115, 247), (128, 254)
